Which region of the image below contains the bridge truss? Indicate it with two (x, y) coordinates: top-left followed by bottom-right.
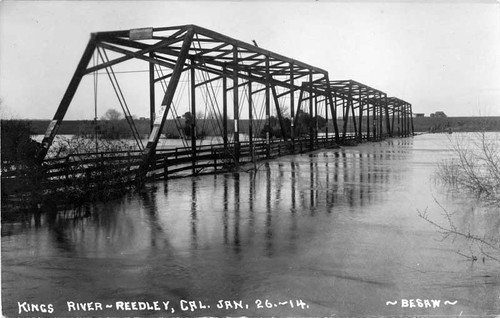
(36, 24), (414, 180)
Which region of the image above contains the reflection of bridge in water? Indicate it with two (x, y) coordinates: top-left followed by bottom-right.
(3, 25), (415, 203)
(4, 140), (413, 252)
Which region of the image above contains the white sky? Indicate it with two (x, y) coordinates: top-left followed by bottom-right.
(1, 0), (499, 119)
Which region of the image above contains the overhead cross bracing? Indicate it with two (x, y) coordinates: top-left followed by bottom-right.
(34, 24), (414, 183)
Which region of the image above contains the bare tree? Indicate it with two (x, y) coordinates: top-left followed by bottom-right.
(275, 104), (290, 118)
(438, 132), (500, 205)
(102, 108), (123, 121)
(421, 131), (500, 263)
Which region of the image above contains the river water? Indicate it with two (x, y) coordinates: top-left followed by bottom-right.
(2, 134), (499, 317)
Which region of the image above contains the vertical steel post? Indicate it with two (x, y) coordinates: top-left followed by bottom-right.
(248, 72), (254, 162)
(309, 71), (313, 151)
(391, 105), (396, 137)
(405, 103), (409, 136)
(349, 84), (357, 140)
(314, 94), (318, 149)
(401, 104), (405, 136)
(222, 66), (228, 148)
(358, 88), (363, 141)
(342, 97), (348, 140)
(190, 61), (196, 174)
(406, 103), (412, 136)
(403, 104), (407, 136)
(398, 104), (401, 137)
(294, 88), (304, 138)
(149, 52), (156, 133)
(366, 101), (370, 141)
(93, 51), (99, 154)
(410, 104), (414, 135)
(290, 63), (295, 151)
(372, 99), (377, 139)
(329, 90), (340, 142)
(265, 57), (271, 158)
(404, 103), (408, 136)
(406, 104), (409, 136)
(325, 91), (329, 144)
(384, 94), (391, 137)
(232, 46), (240, 165)
(379, 99), (383, 138)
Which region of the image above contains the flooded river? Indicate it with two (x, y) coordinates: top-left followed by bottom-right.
(2, 134), (499, 317)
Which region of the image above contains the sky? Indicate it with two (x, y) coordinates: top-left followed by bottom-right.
(0, 0), (499, 120)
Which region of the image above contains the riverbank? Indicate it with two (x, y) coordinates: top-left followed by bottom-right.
(412, 116), (500, 132)
(3, 116), (500, 138)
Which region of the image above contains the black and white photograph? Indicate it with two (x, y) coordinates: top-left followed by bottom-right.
(1, 0), (500, 317)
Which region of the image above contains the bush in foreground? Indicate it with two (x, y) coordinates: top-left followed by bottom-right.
(420, 132), (500, 263)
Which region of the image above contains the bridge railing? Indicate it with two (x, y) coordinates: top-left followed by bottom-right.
(147, 136), (340, 179)
(1, 134), (349, 206)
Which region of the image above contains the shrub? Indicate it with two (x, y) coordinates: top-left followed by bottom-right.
(438, 132), (500, 204)
(420, 132), (500, 263)
(1, 120), (40, 169)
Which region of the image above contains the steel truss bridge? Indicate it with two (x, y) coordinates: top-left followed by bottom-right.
(16, 25), (413, 192)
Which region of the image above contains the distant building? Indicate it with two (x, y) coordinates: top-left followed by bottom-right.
(430, 111), (447, 118)
(414, 113), (425, 117)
